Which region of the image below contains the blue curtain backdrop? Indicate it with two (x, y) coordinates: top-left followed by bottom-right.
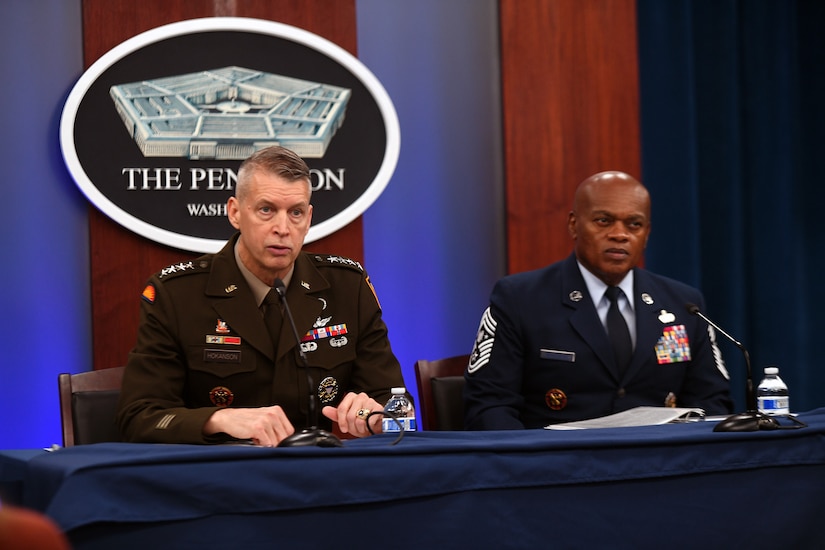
(638, 0), (825, 412)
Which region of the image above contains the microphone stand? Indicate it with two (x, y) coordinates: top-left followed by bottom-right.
(274, 279), (343, 447)
(686, 304), (779, 432)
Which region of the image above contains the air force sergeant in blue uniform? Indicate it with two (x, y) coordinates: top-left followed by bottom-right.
(465, 171), (733, 430)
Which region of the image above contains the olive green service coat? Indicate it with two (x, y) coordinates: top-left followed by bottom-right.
(117, 233), (405, 443)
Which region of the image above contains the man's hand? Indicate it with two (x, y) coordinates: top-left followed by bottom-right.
(322, 392), (383, 437)
(203, 405), (295, 446)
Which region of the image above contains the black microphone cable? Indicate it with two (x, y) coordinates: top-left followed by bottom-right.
(365, 410), (405, 445)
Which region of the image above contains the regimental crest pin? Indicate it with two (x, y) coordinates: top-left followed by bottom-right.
(209, 386), (234, 407)
(545, 388), (568, 410)
(318, 376), (339, 404)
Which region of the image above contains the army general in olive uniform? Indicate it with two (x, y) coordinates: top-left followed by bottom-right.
(117, 146), (406, 445)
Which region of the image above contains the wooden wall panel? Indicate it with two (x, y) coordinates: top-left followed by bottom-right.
(499, 0), (641, 274)
(82, 0), (359, 370)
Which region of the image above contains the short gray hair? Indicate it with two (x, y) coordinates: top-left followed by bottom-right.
(236, 146), (311, 201)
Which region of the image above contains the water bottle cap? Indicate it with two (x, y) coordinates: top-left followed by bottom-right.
(764, 366), (779, 375)
(391, 387), (406, 394)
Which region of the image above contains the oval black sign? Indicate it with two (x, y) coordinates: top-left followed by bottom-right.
(60, 18), (399, 252)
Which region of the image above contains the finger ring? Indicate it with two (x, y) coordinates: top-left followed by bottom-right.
(356, 408), (371, 420)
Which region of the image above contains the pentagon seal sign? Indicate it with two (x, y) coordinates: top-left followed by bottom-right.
(60, 17), (400, 253)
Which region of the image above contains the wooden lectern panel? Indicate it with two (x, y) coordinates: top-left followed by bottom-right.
(82, 0), (360, 370)
(499, 0), (642, 274)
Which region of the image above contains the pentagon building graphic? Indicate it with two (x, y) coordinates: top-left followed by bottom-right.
(110, 66), (351, 159)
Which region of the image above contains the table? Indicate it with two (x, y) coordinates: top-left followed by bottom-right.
(3, 409), (825, 549)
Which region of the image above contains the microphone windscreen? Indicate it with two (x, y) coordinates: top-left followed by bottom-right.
(685, 303), (700, 315)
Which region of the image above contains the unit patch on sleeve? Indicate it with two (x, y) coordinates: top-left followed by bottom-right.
(141, 284), (156, 304)
(468, 307), (496, 374)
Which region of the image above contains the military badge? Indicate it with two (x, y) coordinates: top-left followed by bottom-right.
(141, 284), (156, 304)
(314, 315), (333, 328)
(318, 376), (339, 404)
(215, 319), (231, 334)
(330, 336), (348, 348)
(321, 255), (363, 271)
(545, 388), (568, 410)
(302, 324), (348, 342)
(301, 341), (318, 353)
(569, 290), (583, 302)
(158, 261), (195, 279)
(655, 324), (692, 364)
(155, 413), (175, 430)
(642, 293), (654, 305)
(658, 310), (676, 324)
(205, 335), (241, 345)
(468, 307), (496, 374)
(209, 386), (234, 407)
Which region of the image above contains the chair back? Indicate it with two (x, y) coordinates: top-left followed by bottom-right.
(413, 355), (469, 430)
(58, 366), (125, 446)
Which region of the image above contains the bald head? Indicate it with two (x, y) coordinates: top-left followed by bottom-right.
(573, 171), (650, 216)
(568, 171), (651, 286)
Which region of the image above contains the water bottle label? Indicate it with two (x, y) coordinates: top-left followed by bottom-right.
(757, 397), (789, 416)
(382, 416), (417, 432)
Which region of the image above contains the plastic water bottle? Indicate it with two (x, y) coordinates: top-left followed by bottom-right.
(382, 387), (417, 432)
(756, 366), (789, 416)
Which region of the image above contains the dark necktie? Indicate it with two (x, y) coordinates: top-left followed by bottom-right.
(605, 286), (632, 373)
(262, 289), (283, 352)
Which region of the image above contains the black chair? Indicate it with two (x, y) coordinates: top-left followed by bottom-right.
(413, 355), (469, 431)
(58, 366), (125, 446)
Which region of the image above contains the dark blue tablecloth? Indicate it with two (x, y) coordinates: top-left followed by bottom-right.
(3, 409), (825, 549)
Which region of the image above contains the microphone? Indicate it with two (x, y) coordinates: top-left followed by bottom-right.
(273, 278), (342, 447)
(685, 303), (779, 432)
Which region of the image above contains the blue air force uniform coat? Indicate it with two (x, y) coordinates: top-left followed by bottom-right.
(464, 254), (734, 430)
(117, 233), (405, 443)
